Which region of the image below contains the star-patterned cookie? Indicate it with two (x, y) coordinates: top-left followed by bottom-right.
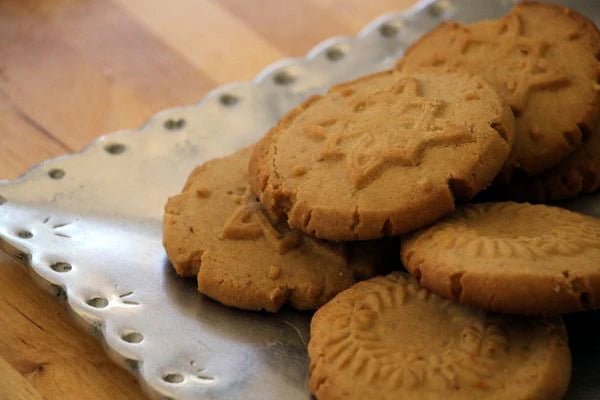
(309, 272), (571, 400)
(250, 70), (514, 240)
(398, 2), (600, 180)
(401, 202), (600, 315)
(163, 147), (388, 312)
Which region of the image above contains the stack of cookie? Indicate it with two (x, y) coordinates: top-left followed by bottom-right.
(397, 1), (600, 201)
(163, 2), (600, 399)
(163, 146), (391, 312)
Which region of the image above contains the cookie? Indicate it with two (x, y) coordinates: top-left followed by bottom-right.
(488, 124), (600, 202)
(249, 70), (514, 241)
(401, 202), (600, 315)
(163, 147), (386, 312)
(308, 272), (571, 400)
(398, 2), (600, 180)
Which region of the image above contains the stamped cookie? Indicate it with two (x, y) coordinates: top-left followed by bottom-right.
(163, 147), (386, 312)
(398, 2), (600, 180)
(308, 272), (571, 400)
(401, 202), (600, 315)
(490, 125), (600, 202)
(249, 70), (513, 241)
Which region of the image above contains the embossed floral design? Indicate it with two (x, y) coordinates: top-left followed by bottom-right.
(321, 275), (509, 391)
(429, 203), (600, 259)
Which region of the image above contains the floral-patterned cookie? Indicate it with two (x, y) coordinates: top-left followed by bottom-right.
(309, 272), (570, 400)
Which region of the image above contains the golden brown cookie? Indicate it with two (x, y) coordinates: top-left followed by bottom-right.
(488, 124), (600, 202)
(250, 70), (513, 241)
(398, 2), (600, 180)
(163, 147), (386, 312)
(401, 202), (600, 315)
(308, 272), (571, 400)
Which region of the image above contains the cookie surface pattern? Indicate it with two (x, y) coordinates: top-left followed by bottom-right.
(250, 70), (513, 241)
(163, 147), (383, 312)
(398, 2), (600, 179)
(309, 272), (571, 400)
(402, 202), (600, 314)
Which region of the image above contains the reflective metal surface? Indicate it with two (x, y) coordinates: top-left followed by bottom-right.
(0, 1), (598, 398)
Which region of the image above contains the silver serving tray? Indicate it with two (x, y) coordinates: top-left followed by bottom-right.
(1, 1), (599, 399)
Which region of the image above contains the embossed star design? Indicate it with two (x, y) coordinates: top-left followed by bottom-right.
(349, 102), (472, 189)
(220, 189), (301, 254)
(312, 78), (473, 190)
(448, 14), (570, 113)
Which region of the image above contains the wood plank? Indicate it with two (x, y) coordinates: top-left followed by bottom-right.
(0, 253), (147, 400)
(217, 0), (414, 57)
(218, 0), (352, 57)
(0, 90), (70, 180)
(0, 0), (215, 152)
(113, 0), (285, 84)
(0, 355), (45, 400)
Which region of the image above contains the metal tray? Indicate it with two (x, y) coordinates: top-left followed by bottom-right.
(1, 1), (599, 398)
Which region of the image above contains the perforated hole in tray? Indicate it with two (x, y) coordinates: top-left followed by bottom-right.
(379, 22), (401, 38)
(50, 261), (72, 272)
(121, 331), (144, 344)
(17, 230), (33, 239)
(428, 0), (454, 17)
(219, 93), (239, 106)
(163, 373), (185, 384)
(325, 46), (346, 61)
(164, 118), (186, 131)
(104, 143), (126, 155)
(48, 168), (65, 179)
(273, 70), (295, 85)
(87, 297), (109, 308)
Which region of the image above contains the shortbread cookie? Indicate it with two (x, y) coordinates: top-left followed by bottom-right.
(492, 125), (600, 202)
(308, 272), (571, 400)
(163, 147), (385, 312)
(401, 202), (600, 315)
(398, 2), (600, 180)
(250, 70), (513, 241)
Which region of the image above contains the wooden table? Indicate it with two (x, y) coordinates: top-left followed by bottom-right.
(0, 0), (416, 398)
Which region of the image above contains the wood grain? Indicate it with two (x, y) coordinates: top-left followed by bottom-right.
(114, 0), (285, 84)
(0, 1), (415, 398)
(0, 355), (45, 400)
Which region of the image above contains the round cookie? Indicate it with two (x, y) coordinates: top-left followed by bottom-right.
(250, 70), (514, 241)
(401, 202), (600, 315)
(398, 2), (600, 180)
(489, 125), (600, 203)
(308, 272), (571, 400)
(163, 147), (386, 312)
